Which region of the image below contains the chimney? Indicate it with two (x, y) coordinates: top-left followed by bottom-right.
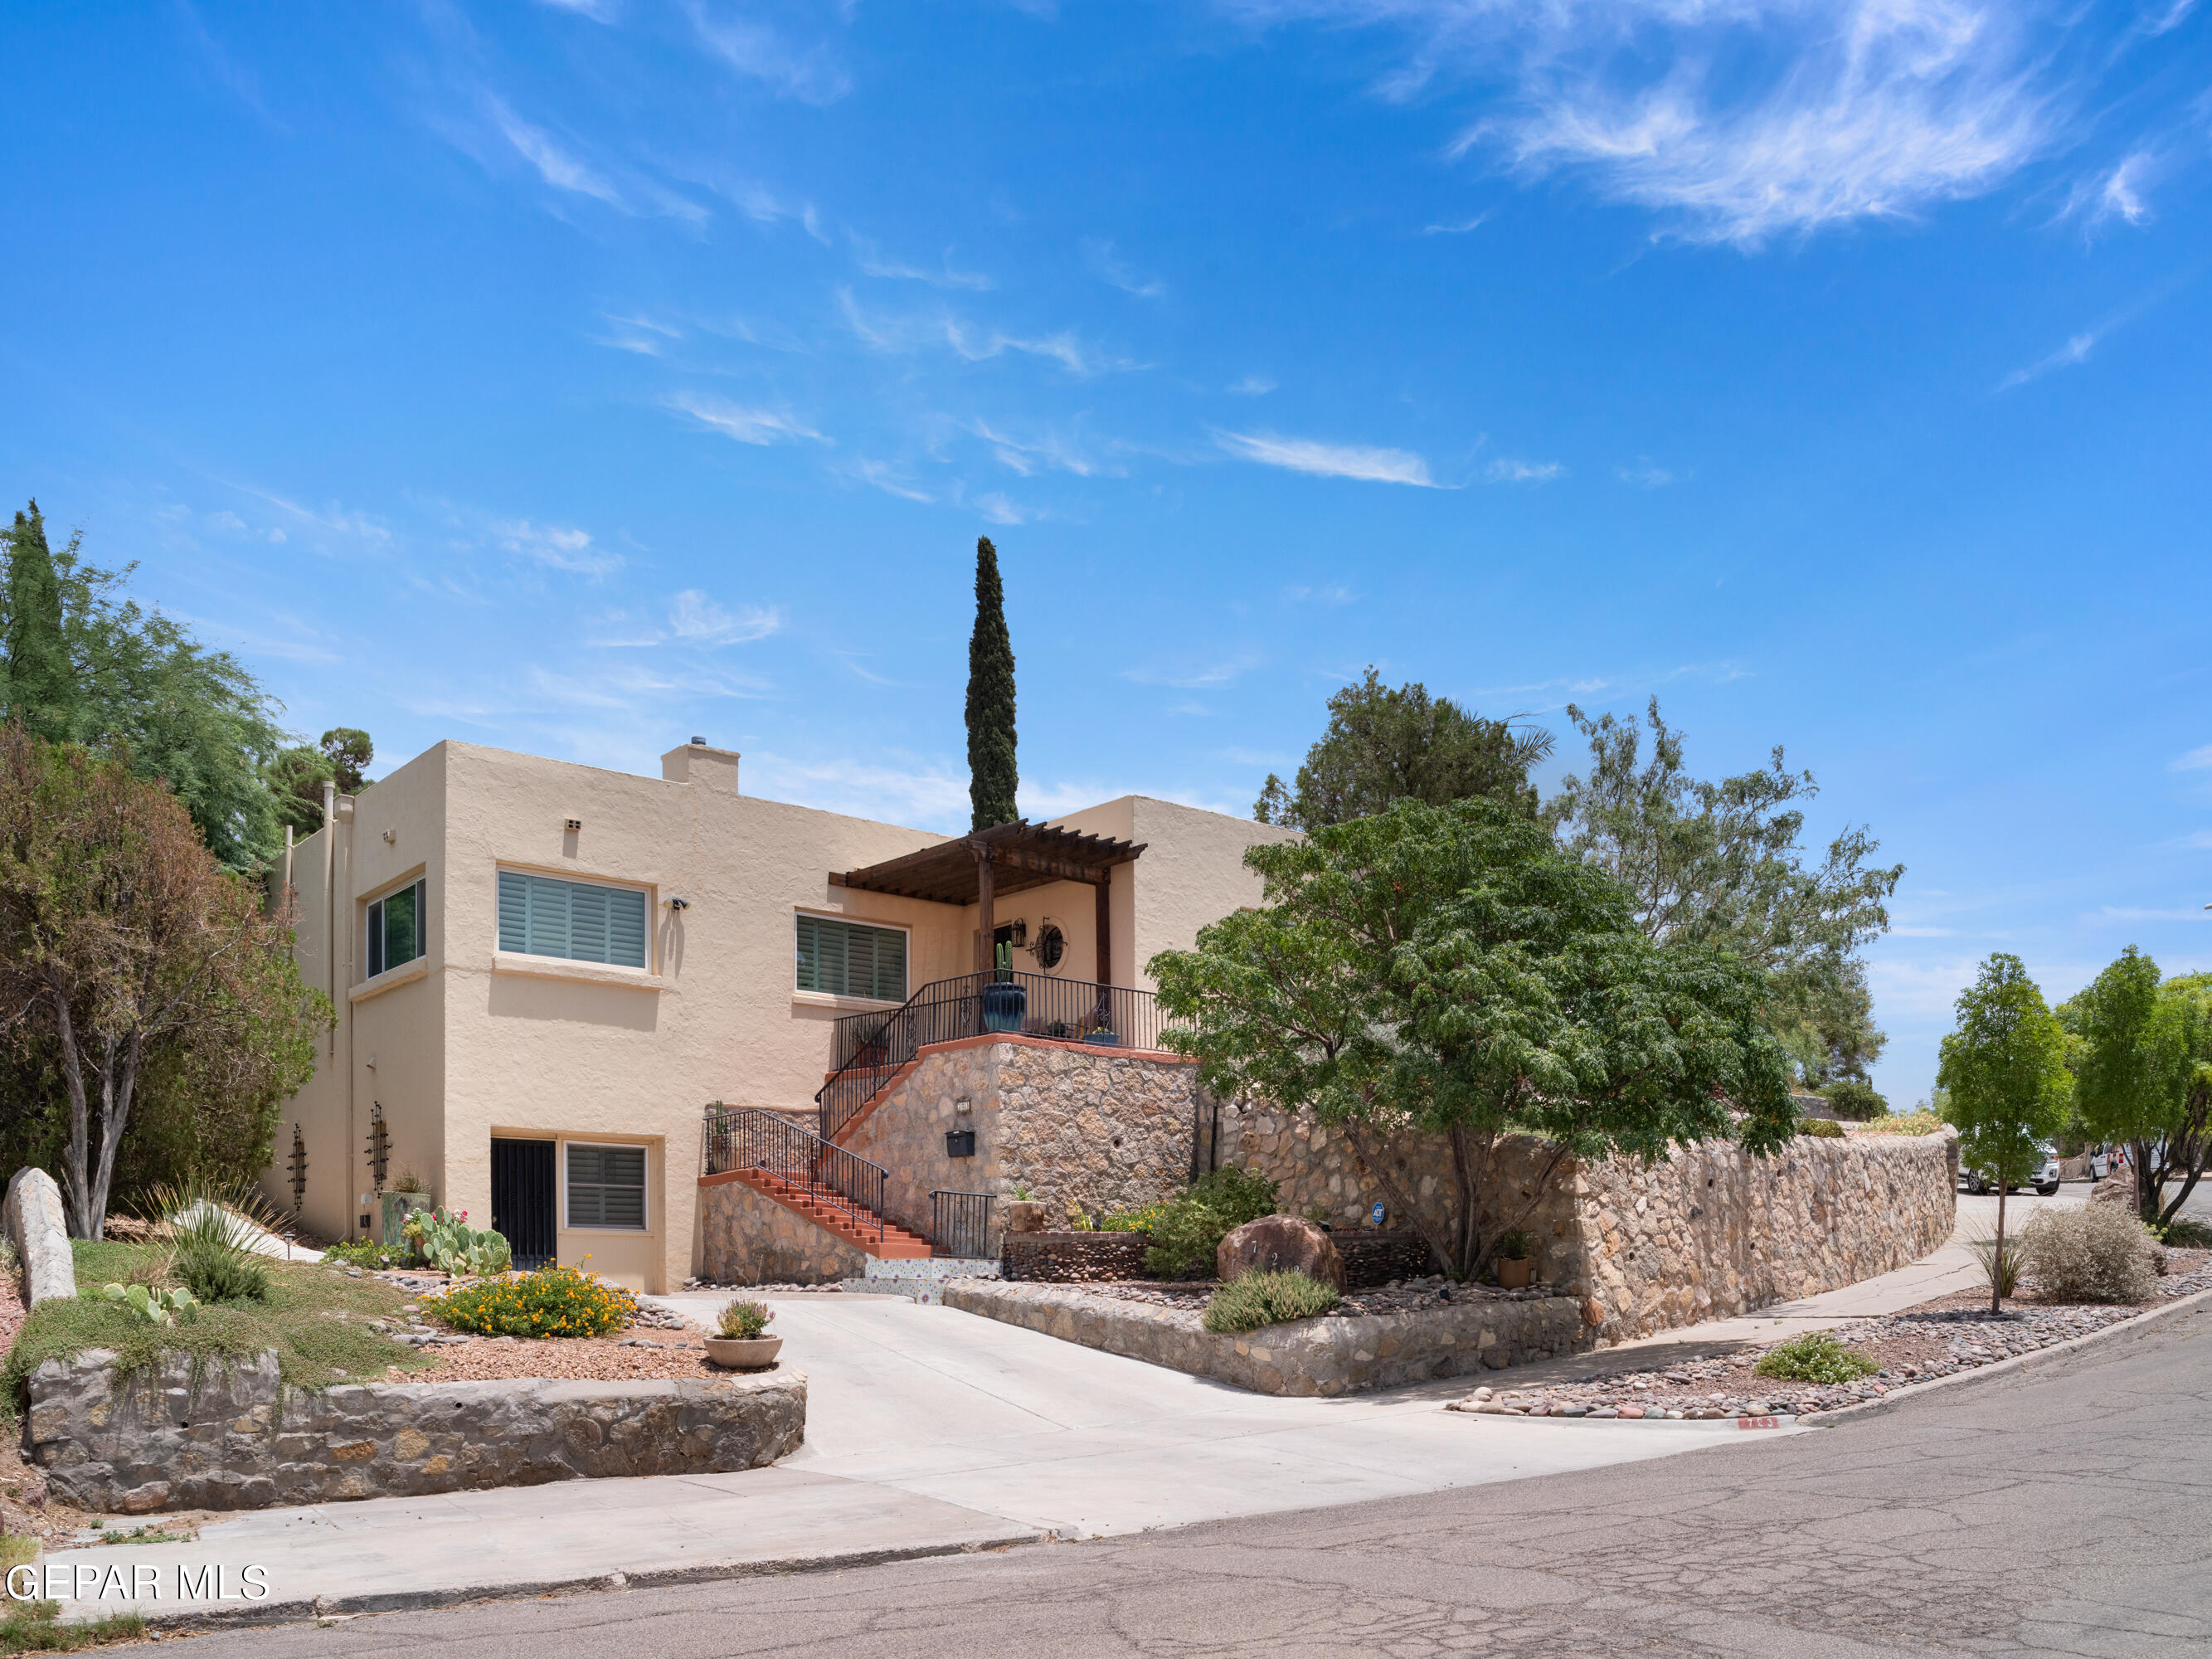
(662, 739), (741, 792)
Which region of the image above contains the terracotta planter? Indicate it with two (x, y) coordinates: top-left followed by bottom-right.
(1498, 1258), (1534, 1289)
(704, 1335), (783, 1370)
(1006, 1200), (1048, 1233)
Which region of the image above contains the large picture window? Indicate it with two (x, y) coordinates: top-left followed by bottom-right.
(566, 1143), (646, 1230)
(367, 879), (425, 978)
(795, 915), (907, 1002)
(498, 871), (649, 968)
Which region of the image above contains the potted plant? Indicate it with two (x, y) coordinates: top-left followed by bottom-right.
(1496, 1228), (1535, 1288)
(1004, 1180), (1047, 1233)
(981, 978), (1027, 1033)
(704, 1299), (781, 1370)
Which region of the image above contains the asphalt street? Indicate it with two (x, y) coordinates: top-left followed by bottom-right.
(164, 1299), (2212, 1658)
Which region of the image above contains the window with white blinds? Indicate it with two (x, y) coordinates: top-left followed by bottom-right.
(497, 871), (649, 968)
(566, 1144), (646, 1230)
(795, 915), (907, 1002)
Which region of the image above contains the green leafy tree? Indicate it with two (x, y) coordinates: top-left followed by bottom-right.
(1149, 796), (1795, 1278)
(1937, 953), (2073, 1311)
(266, 727), (375, 839)
(1253, 667), (1553, 829)
(1820, 1078), (1888, 1121)
(1, 501), (290, 869)
(0, 727), (327, 1236)
(965, 537), (1017, 830)
(1548, 697), (1901, 1084)
(2061, 948), (2207, 1225)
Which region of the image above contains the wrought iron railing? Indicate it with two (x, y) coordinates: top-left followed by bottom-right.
(931, 1191), (994, 1260)
(816, 971), (1164, 1141)
(701, 1104), (887, 1243)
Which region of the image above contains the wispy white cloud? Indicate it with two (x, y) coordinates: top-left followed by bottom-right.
(485, 95), (623, 207)
(535, 0), (619, 18)
(2090, 905), (2212, 924)
(1232, 2), (2063, 246)
(970, 421), (1110, 478)
(1616, 459), (1674, 486)
(850, 235), (994, 290)
(837, 289), (1138, 377)
(1122, 652), (1266, 689)
(2062, 149), (2157, 231)
(664, 390), (829, 445)
(1228, 375), (1277, 396)
(669, 589), (784, 645)
(1422, 214), (1487, 235)
(1281, 583), (1356, 606)
(1996, 331), (2097, 391)
(975, 492), (1033, 526)
(850, 459), (935, 503)
(683, 1), (851, 105)
(1082, 238), (1168, 298)
(1486, 456), (1563, 484)
(493, 519), (621, 577)
(745, 750), (970, 830)
(1214, 429), (1441, 487)
(2171, 744), (2212, 771)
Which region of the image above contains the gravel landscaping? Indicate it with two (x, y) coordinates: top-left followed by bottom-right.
(1451, 1249), (2212, 1421)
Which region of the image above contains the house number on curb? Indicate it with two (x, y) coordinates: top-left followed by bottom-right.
(1735, 1417), (1781, 1431)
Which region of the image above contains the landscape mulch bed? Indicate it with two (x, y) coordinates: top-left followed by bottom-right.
(1073, 1275), (1562, 1318)
(402, 1331), (736, 1384)
(1452, 1249), (2212, 1421)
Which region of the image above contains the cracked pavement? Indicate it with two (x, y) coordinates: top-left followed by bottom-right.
(163, 1301), (2212, 1657)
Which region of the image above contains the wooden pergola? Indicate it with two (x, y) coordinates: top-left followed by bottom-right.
(829, 820), (1147, 982)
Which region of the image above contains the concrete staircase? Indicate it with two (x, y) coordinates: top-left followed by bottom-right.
(721, 1166), (933, 1260)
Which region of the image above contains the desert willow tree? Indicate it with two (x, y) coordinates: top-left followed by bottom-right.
(1149, 797), (1796, 1279)
(0, 727), (324, 1236)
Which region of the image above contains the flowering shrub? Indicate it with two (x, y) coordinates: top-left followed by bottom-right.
(425, 1264), (635, 1337)
(717, 1299), (772, 1339)
(1753, 1331), (1879, 1384)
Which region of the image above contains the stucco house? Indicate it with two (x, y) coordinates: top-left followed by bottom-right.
(260, 737), (1294, 1292)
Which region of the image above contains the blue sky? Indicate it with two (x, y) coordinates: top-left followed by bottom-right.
(4, 0), (2210, 1102)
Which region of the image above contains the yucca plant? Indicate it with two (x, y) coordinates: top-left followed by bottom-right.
(1968, 1233), (2021, 1301)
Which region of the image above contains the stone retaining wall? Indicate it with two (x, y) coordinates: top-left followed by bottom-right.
(1337, 1230), (1435, 1289)
(23, 1350), (805, 1512)
(1223, 1108), (1957, 1345)
(1001, 1231), (1150, 1282)
(945, 1281), (1585, 1396)
(699, 1174), (868, 1287)
(838, 1037), (1203, 1251)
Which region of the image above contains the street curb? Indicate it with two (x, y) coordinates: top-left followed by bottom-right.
(1794, 1281), (2212, 1430)
(66, 1528), (1046, 1632)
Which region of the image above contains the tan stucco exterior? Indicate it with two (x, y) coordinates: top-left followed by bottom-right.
(262, 740), (1294, 1292)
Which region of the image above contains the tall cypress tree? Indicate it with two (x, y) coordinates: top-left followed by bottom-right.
(965, 536), (1018, 830)
(2, 500), (73, 742)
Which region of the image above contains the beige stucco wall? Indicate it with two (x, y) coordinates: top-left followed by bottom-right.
(262, 746), (1285, 1291)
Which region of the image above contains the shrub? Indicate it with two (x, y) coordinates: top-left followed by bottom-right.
(1797, 1117), (1845, 1139)
(0, 1597), (146, 1652)
(323, 1238), (401, 1270)
(1863, 1111), (1944, 1136)
(2019, 1205), (2159, 1304)
(425, 1264), (635, 1337)
(1966, 1234), (2020, 1300)
(1820, 1079), (1888, 1121)
(1096, 1199), (1169, 1234)
(174, 1239), (270, 1305)
(1497, 1228), (1533, 1260)
(717, 1299), (772, 1339)
(1202, 1269), (1340, 1334)
(2151, 1217), (2212, 1248)
(1753, 1331), (1880, 1384)
(1143, 1167), (1280, 1277)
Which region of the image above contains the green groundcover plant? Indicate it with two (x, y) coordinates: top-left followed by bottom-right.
(1203, 1269), (1341, 1335)
(1753, 1331), (1879, 1384)
(0, 1597), (146, 1653)
(425, 1263), (634, 1338)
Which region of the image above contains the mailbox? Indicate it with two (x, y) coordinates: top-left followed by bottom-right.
(946, 1129), (976, 1158)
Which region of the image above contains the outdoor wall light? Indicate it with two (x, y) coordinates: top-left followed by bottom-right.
(668, 896), (692, 910)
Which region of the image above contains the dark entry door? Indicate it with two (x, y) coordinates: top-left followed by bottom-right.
(491, 1138), (557, 1269)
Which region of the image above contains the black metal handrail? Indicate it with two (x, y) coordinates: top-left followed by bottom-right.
(931, 1191), (994, 1260)
(815, 971), (1164, 1141)
(701, 1104), (887, 1243)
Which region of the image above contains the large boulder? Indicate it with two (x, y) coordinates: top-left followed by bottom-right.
(2088, 1172), (2137, 1209)
(1217, 1214), (1344, 1291)
(5, 1167), (75, 1306)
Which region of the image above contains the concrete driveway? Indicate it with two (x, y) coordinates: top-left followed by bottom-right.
(646, 1290), (1777, 1540)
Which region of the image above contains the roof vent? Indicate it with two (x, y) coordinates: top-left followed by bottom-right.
(690, 735), (706, 745)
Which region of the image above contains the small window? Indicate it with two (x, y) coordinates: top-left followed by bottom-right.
(795, 915), (907, 1002)
(498, 871), (649, 968)
(566, 1143), (646, 1231)
(367, 879), (425, 979)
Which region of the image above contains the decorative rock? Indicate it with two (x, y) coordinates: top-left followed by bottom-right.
(2088, 1173), (2136, 1209)
(1217, 1214), (1345, 1291)
(1004, 1201), (1048, 1234)
(5, 1167), (75, 1306)
(23, 1348), (806, 1512)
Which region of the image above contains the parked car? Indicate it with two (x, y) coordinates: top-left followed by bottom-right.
(1959, 1144), (2061, 1198)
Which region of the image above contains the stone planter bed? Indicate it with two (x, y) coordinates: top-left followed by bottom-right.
(1076, 1274), (1559, 1320)
(1452, 1249), (2212, 1421)
(944, 1279), (1586, 1396)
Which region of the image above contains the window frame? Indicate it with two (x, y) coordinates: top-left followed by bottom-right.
(366, 877), (427, 981)
(562, 1140), (649, 1233)
(496, 867), (653, 971)
(793, 911), (911, 1005)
